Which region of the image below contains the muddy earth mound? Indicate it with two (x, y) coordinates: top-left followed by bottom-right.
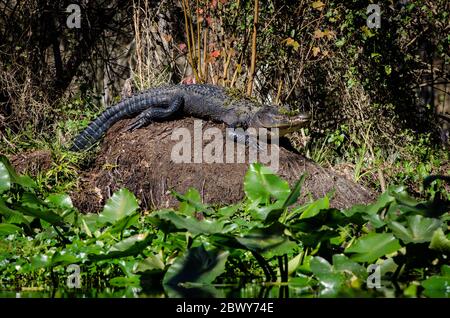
(70, 117), (376, 212)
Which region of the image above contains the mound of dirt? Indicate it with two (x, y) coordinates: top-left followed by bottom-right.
(8, 150), (53, 176)
(71, 117), (376, 213)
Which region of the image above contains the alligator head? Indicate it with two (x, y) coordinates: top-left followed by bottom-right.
(248, 105), (310, 137)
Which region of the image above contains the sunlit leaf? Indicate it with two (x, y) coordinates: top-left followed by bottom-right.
(31, 254), (51, 269)
(109, 275), (141, 287)
(135, 254), (165, 272)
(89, 233), (153, 261)
(332, 254), (367, 280)
(429, 228), (450, 253)
(45, 194), (73, 209)
(51, 252), (79, 266)
(422, 275), (450, 298)
(345, 233), (401, 263)
(0, 155), (36, 189)
(244, 163), (290, 202)
(299, 196), (329, 219)
(98, 188), (139, 225)
(172, 188), (210, 215)
(108, 211), (140, 235)
(0, 161), (11, 193)
(388, 215), (442, 244)
(0, 223), (23, 235)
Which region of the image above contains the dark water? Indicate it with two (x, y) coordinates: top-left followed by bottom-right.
(0, 283), (402, 298)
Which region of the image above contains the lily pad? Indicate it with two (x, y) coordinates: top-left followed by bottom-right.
(345, 233), (401, 263)
(429, 228), (450, 253)
(154, 210), (229, 235)
(388, 215), (442, 244)
(0, 161), (11, 193)
(244, 163), (290, 202)
(0, 223), (23, 236)
(98, 188), (139, 225)
(163, 245), (229, 286)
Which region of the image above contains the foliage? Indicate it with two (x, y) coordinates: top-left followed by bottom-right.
(0, 157), (448, 298)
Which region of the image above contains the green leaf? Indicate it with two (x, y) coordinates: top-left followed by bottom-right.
(0, 223), (23, 236)
(0, 155), (36, 189)
(429, 228), (450, 253)
(154, 210), (229, 235)
(81, 213), (99, 235)
(98, 188), (139, 225)
(378, 258), (398, 278)
(282, 174), (306, 209)
(288, 252), (303, 275)
(244, 163), (290, 202)
(109, 275), (141, 287)
(332, 254), (367, 280)
(173, 188), (210, 215)
(247, 198), (284, 222)
(421, 276), (450, 298)
(310, 256), (333, 276)
(89, 233), (153, 261)
(51, 252), (79, 266)
(299, 196), (329, 219)
(108, 211), (140, 235)
(441, 265), (450, 277)
(20, 193), (65, 226)
(45, 194), (73, 209)
(0, 197), (30, 226)
(217, 204), (240, 218)
(0, 161), (11, 193)
(384, 65), (392, 75)
(234, 223), (297, 256)
(289, 274), (314, 287)
(310, 257), (345, 297)
(345, 233), (402, 263)
(135, 254), (165, 272)
(31, 254), (51, 269)
(335, 38), (346, 47)
(163, 245), (229, 286)
(388, 215), (442, 244)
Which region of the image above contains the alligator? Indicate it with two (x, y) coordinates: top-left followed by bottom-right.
(70, 84), (310, 151)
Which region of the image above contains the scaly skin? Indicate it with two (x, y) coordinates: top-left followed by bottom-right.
(71, 84), (310, 151)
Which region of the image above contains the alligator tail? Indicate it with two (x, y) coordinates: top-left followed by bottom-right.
(70, 93), (153, 151)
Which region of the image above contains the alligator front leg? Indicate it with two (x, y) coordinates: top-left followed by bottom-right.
(126, 96), (184, 131)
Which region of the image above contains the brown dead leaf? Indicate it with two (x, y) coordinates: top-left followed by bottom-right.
(314, 30), (325, 38)
(283, 37), (300, 51)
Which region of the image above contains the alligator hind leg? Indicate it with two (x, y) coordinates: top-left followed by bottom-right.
(126, 96), (184, 131)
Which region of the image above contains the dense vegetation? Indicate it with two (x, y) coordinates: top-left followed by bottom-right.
(0, 0), (449, 298)
(0, 156), (449, 297)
